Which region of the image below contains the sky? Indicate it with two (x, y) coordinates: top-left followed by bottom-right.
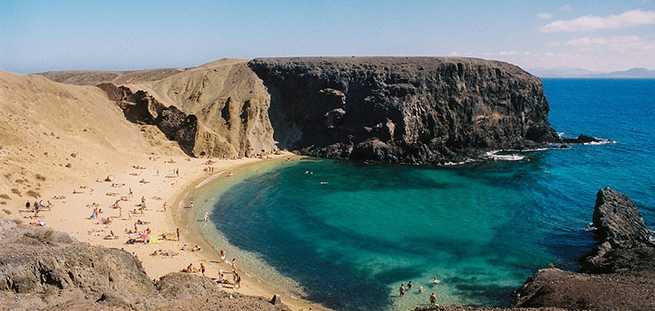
(1, 0), (655, 73)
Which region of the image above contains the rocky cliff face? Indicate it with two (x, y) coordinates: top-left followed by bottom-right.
(0, 220), (288, 311)
(249, 57), (559, 164)
(97, 83), (200, 156)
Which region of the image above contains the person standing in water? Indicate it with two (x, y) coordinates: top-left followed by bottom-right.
(203, 211), (209, 222)
(430, 292), (438, 305)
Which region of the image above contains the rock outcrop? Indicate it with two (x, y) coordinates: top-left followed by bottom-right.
(583, 187), (655, 273)
(512, 187), (655, 310)
(0, 219), (288, 311)
(98, 83), (200, 156)
(249, 57), (560, 164)
(418, 187), (655, 311)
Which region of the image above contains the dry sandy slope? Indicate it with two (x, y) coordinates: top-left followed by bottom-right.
(126, 59), (275, 158)
(40, 59), (276, 159)
(0, 71), (184, 206)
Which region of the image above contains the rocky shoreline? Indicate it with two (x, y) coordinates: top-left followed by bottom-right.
(418, 187), (655, 311)
(1, 187), (651, 310)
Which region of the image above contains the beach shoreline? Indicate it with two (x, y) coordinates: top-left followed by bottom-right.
(2, 151), (326, 311)
(171, 154), (329, 311)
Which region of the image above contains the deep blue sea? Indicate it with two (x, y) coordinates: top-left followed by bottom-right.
(207, 79), (655, 310)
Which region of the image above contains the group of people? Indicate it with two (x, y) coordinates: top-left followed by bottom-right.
(26, 200), (51, 226)
(398, 277), (441, 305)
(179, 248), (242, 290)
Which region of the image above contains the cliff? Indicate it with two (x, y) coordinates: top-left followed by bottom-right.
(248, 57), (560, 164)
(41, 57), (561, 164)
(41, 59), (276, 159)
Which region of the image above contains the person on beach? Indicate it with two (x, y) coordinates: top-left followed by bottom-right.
(219, 249), (226, 262)
(25, 201), (30, 210)
(399, 283), (406, 296)
(200, 263), (206, 276)
(233, 272), (241, 289)
(129, 187), (133, 196)
(231, 258), (238, 270)
(203, 211), (209, 222)
(430, 292), (438, 305)
(163, 202), (167, 212)
(176, 228), (180, 241)
(89, 208), (98, 220)
(407, 281), (412, 290)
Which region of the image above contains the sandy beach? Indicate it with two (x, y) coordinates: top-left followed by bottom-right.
(2, 151), (325, 311)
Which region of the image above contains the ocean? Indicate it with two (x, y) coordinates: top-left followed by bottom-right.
(202, 79), (655, 310)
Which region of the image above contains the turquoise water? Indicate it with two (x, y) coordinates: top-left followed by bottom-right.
(208, 79), (655, 310)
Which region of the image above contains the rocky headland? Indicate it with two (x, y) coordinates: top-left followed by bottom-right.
(248, 57), (561, 164)
(41, 57), (582, 165)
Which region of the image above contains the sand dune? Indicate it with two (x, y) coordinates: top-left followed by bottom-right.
(0, 71), (183, 201)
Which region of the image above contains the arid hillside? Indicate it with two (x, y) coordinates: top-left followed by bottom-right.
(41, 59), (276, 159)
(0, 72), (181, 207)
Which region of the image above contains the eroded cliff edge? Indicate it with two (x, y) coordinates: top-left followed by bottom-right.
(249, 57), (560, 164)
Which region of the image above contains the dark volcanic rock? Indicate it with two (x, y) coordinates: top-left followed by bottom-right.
(583, 187), (655, 273)
(97, 83), (199, 156)
(511, 188), (655, 311)
(249, 57), (560, 164)
(561, 134), (602, 144)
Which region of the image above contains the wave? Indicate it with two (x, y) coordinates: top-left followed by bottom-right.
(583, 138), (617, 145)
(485, 151), (525, 161)
(443, 158), (478, 166)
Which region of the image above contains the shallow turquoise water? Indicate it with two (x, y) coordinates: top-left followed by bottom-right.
(209, 79), (655, 310)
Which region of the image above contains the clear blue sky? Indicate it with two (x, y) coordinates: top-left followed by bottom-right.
(2, 0), (654, 73)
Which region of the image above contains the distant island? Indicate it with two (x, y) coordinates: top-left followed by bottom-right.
(529, 67), (655, 78)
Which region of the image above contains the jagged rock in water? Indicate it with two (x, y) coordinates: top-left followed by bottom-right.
(511, 188), (655, 311)
(561, 134), (602, 144)
(583, 187), (655, 273)
(249, 57), (560, 164)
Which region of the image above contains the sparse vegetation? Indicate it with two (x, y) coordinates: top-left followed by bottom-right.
(10, 188), (21, 196)
(2, 208), (10, 214)
(26, 190), (40, 198)
(35, 173), (46, 181)
(0, 194), (10, 200)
